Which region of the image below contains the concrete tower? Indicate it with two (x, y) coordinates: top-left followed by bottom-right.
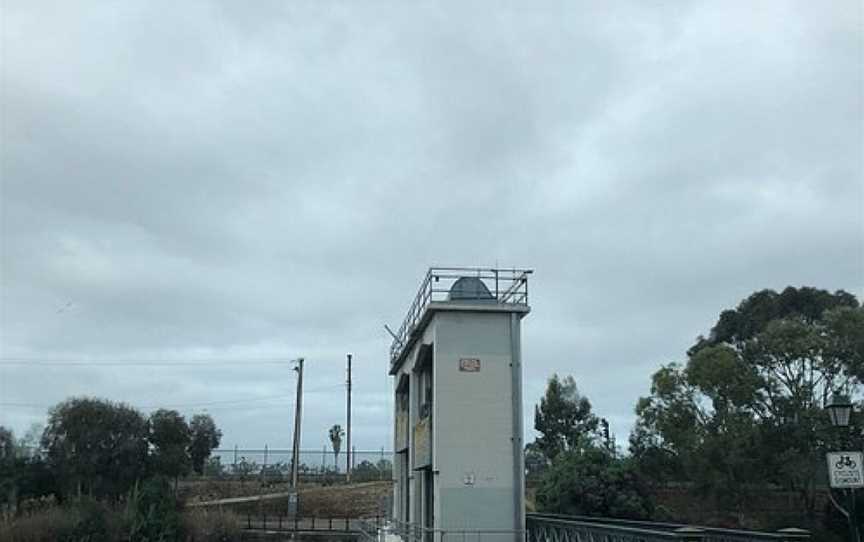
(390, 268), (531, 538)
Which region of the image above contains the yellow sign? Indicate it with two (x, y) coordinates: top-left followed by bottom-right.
(395, 411), (409, 451)
(414, 417), (431, 467)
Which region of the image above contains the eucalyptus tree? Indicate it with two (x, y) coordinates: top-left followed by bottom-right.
(633, 287), (863, 520)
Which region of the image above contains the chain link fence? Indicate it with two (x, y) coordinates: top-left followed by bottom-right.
(208, 447), (394, 483)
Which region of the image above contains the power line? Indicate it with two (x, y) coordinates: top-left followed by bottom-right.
(0, 358), (295, 367)
(0, 384), (343, 411)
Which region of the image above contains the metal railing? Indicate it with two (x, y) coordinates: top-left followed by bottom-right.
(390, 267), (532, 365)
(356, 516), (809, 542)
(359, 519), (523, 542)
(526, 514), (811, 542)
(244, 514), (377, 533)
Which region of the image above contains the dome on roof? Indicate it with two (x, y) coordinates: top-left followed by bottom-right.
(448, 276), (494, 301)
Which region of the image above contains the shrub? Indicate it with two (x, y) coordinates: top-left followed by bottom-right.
(0, 500), (119, 542)
(125, 477), (185, 542)
(0, 507), (77, 542)
(536, 448), (653, 519)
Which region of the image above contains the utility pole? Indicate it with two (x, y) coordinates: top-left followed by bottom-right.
(346, 353), (352, 483)
(290, 357), (305, 489)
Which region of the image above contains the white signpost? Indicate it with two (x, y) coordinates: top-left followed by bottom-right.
(827, 451), (864, 489)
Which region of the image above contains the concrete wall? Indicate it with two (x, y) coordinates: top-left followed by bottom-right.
(391, 306), (526, 533)
(433, 311), (519, 530)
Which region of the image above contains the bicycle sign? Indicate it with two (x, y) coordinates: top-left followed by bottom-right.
(827, 451), (864, 488)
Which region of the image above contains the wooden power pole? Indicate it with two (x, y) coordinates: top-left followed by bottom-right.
(290, 357), (305, 489)
(346, 353), (352, 483)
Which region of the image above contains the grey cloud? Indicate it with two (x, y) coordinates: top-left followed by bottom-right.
(1, 0), (861, 447)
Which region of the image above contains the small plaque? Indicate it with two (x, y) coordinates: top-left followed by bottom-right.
(459, 358), (481, 372)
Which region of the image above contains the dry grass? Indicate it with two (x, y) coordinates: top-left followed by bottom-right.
(0, 504), (242, 542)
(183, 508), (242, 542)
(0, 507), (77, 542)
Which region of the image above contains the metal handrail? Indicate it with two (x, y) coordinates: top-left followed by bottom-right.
(527, 515), (695, 541)
(390, 267), (532, 366)
(526, 514), (811, 542)
(360, 516), (809, 542)
(362, 519), (524, 542)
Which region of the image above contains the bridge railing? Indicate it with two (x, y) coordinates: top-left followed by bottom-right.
(526, 514), (811, 542)
(359, 519), (523, 542)
(358, 516), (810, 542)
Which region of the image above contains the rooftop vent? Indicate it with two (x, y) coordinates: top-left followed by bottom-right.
(448, 276), (494, 301)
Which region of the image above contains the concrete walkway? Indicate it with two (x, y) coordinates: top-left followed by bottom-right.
(187, 491), (292, 507)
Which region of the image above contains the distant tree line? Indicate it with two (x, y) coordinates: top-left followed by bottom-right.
(1, 397), (222, 508)
(532, 286), (864, 536)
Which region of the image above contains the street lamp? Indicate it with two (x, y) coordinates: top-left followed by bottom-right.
(828, 394), (854, 428)
(825, 393), (861, 542)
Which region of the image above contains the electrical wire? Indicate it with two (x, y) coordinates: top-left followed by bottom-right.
(0, 384), (343, 411)
(0, 358), (295, 367)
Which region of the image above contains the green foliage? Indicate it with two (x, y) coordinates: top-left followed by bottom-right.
(1, 426), (17, 506)
(188, 414), (222, 476)
(0, 426), (15, 461)
(25, 398), (222, 503)
(328, 424), (344, 460)
(203, 456), (225, 478)
(42, 397), (149, 500)
(352, 460), (382, 482)
(536, 448), (652, 519)
(633, 287), (864, 522)
(233, 457), (257, 482)
(524, 442), (549, 480)
(691, 286), (858, 351)
(348, 458), (392, 482)
(0, 425), (59, 509)
(61, 499), (115, 542)
(534, 375), (599, 461)
(148, 409), (192, 481)
(125, 476), (185, 542)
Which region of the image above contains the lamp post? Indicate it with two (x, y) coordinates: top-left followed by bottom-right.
(828, 395), (853, 429)
(826, 394), (861, 542)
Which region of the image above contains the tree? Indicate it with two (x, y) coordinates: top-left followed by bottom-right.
(147, 409), (191, 487)
(203, 456), (225, 478)
(127, 476), (185, 542)
(235, 457), (257, 483)
(352, 460), (381, 482)
(18, 423), (43, 458)
(524, 442), (548, 481)
(534, 375), (599, 461)
(329, 424), (344, 465)
(42, 397), (149, 499)
(0, 426), (14, 462)
(536, 448), (652, 519)
(376, 458), (393, 480)
(188, 414), (222, 475)
(0, 426), (16, 507)
(633, 287), (863, 522)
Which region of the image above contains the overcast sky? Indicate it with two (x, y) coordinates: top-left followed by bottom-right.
(1, 1), (862, 456)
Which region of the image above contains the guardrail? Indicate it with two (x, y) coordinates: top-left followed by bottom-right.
(356, 516), (810, 542)
(526, 514), (810, 542)
(390, 267), (532, 366)
(359, 518), (522, 542)
(244, 514), (384, 534)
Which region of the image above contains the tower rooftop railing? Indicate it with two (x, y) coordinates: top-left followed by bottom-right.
(389, 267), (532, 367)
